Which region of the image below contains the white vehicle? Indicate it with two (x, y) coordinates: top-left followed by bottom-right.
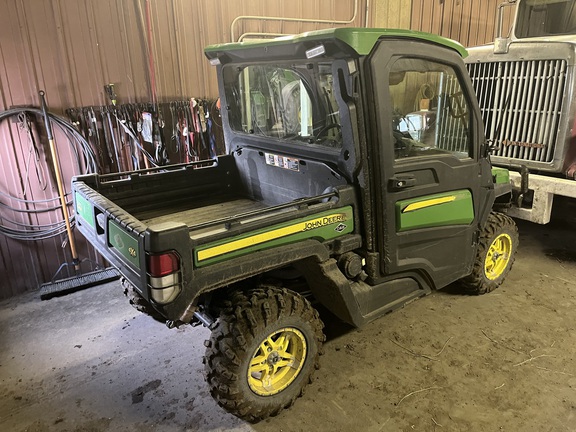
(466, 0), (576, 223)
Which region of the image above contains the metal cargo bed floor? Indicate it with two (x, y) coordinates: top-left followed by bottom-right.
(137, 198), (268, 228)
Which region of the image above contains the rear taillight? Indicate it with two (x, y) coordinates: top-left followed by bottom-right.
(149, 252), (179, 277)
(147, 251), (181, 304)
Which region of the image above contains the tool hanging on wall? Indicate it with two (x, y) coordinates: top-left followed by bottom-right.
(38, 90), (118, 299)
(66, 97), (224, 174)
(104, 83), (128, 172)
(40, 91), (79, 272)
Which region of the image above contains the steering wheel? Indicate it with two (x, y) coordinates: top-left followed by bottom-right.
(393, 130), (413, 158)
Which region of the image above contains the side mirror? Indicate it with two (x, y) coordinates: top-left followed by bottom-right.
(494, 0), (517, 54)
(484, 139), (501, 158)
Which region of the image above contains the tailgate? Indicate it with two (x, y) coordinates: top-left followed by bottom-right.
(73, 179), (149, 297)
(72, 160), (234, 302)
(73, 178), (190, 303)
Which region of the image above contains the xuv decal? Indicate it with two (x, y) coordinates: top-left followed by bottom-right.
(108, 220), (140, 269)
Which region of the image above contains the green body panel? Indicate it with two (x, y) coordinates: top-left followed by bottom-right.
(205, 27), (467, 58)
(396, 190), (474, 232)
(75, 193), (95, 229)
(491, 167), (510, 184)
(195, 207), (354, 267)
(108, 220), (140, 269)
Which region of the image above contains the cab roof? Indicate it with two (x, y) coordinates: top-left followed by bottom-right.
(205, 27), (468, 60)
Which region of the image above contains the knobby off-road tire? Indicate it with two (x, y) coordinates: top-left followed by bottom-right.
(461, 212), (518, 295)
(204, 286), (325, 422)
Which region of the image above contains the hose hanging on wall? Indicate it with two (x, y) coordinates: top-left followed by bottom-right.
(0, 106), (97, 241)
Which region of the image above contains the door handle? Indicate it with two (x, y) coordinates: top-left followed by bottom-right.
(390, 175), (417, 190)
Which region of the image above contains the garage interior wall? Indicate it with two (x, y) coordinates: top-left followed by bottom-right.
(409, 0), (515, 46)
(0, 0), (509, 299)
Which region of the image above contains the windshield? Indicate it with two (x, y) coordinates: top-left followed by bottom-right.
(516, 0), (576, 38)
(223, 62), (343, 149)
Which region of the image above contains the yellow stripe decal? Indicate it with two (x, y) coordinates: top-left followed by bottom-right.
(197, 212), (347, 261)
(402, 196), (456, 213)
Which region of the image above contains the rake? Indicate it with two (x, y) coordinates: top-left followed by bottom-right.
(37, 90), (119, 300)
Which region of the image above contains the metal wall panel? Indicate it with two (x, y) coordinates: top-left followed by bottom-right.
(0, 0), (366, 299)
(372, 0), (412, 29)
(410, 0), (514, 47)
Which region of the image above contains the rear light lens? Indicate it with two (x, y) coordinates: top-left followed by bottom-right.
(148, 252), (179, 277)
(147, 251), (181, 304)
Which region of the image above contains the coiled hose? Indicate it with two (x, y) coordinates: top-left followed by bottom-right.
(0, 108), (97, 241)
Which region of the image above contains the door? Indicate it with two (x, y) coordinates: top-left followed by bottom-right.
(367, 40), (493, 289)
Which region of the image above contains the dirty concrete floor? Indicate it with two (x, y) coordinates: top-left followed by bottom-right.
(2, 203), (576, 432)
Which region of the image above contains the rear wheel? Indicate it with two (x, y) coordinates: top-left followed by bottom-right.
(204, 286), (324, 422)
(461, 212), (518, 294)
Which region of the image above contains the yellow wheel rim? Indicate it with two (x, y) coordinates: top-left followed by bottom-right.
(247, 327), (307, 397)
(484, 233), (512, 280)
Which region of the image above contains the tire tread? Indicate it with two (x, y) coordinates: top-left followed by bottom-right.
(460, 212), (518, 295)
(204, 285), (324, 422)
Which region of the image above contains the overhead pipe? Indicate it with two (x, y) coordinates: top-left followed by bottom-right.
(365, 0), (370, 28)
(237, 32), (291, 42)
(231, 0), (359, 42)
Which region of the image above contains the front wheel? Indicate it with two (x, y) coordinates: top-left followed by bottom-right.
(460, 212), (518, 294)
(204, 286), (324, 422)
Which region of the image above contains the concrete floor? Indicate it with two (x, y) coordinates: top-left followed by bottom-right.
(2, 202), (576, 431)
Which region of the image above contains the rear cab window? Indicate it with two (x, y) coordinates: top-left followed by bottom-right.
(223, 62), (344, 152)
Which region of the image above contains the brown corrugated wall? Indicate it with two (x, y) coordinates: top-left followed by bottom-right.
(0, 0), (507, 299)
(0, 0), (367, 299)
(410, 0), (515, 47)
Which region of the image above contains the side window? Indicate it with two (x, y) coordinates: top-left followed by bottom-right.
(389, 57), (471, 160)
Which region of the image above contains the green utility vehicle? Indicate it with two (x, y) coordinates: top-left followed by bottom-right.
(72, 28), (518, 421)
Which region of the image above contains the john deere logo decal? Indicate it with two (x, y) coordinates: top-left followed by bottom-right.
(196, 207), (354, 263)
(303, 214), (346, 231)
(335, 223), (347, 232)
(114, 234), (124, 249)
